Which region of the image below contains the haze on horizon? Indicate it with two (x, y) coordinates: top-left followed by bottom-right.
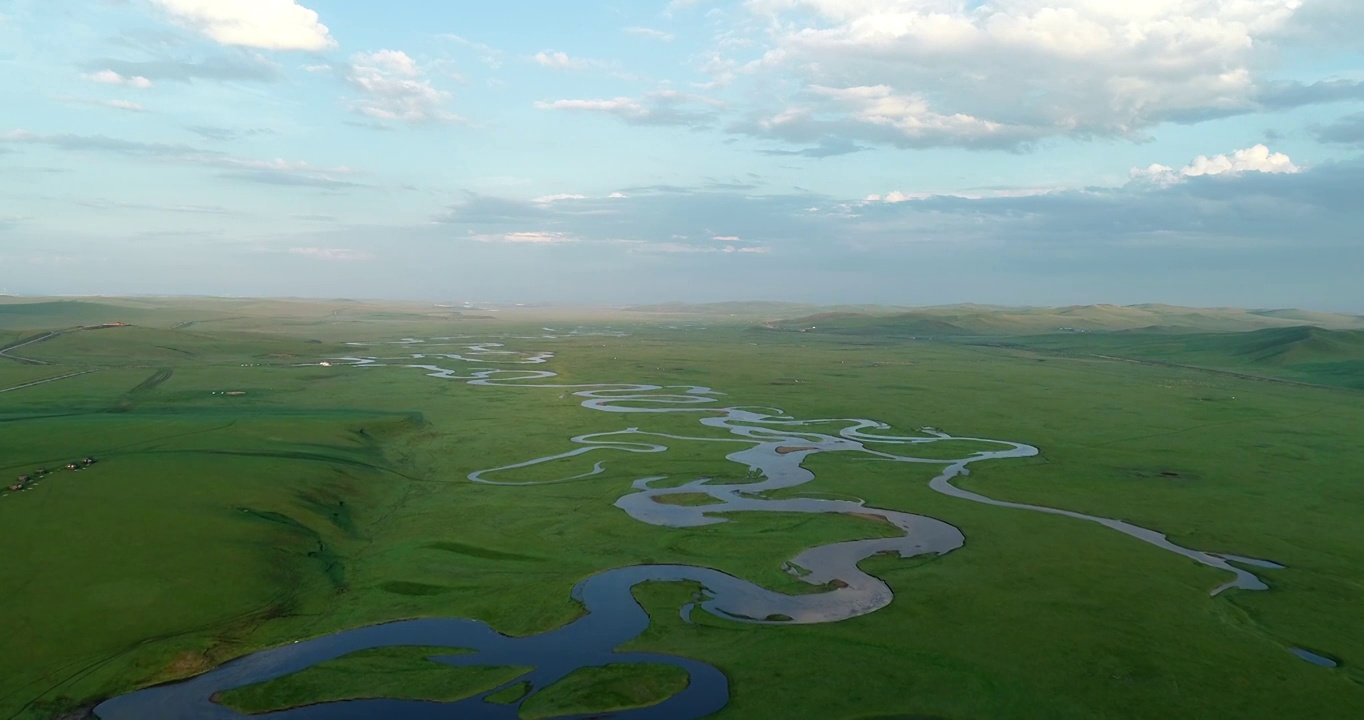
(1, 1), (1362, 312)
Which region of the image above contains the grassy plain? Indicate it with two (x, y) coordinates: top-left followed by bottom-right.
(215, 648), (531, 713)
(519, 664), (689, 719)
(0, 298), (1361, 719)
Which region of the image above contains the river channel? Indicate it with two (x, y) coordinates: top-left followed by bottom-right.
(95, 339), (1284, 719)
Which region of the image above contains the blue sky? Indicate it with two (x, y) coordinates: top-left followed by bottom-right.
(1, 0), (1362, 309)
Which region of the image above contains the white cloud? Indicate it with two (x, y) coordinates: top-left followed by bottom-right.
(529, 50), (611, 71)
(749, 84), (1032, 149)
(711, 235), (741, 242)
(1132, 145), (1301, 185)
(865, 191), (927, 204)
(726, 1), (1340, 149)
(609, 192), (628, 198)
(536, 91), (723, 127)
(532, 51), (595, 70)
(289, 247), (372, 261)
(532, 194), (588, 203)
(539, 98), (642, 114)
(625, 27), (674, 41)
(473, 231), (578, 244)
(863, 187), (1058, 204)
(146, 0), (335, 51)
(344, 50), (461, 124)
(84, 70), (153, 88)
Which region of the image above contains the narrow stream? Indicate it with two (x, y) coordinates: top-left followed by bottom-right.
(95, 339), (1293, 719)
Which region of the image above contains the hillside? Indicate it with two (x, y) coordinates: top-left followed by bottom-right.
(0, 300), (156, 330)
(762, 304), (1364, 336)
(1014, 326), (1364, 389)
(624, 301), (908, 319)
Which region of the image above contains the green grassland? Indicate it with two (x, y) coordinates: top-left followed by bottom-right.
(1, 297), (1362, 719)
(998, 326), (1364, 389)
(759, 303), (1364, 335)
(519, 664), (690, 719)
(215, 648), (531, 713)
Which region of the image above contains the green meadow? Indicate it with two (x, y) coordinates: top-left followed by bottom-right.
(1, 297), (1361, 719)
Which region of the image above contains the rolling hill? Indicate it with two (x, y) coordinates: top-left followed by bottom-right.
(0, 300), (156, 331)
(1013, 326), (1364, 389)
(762, 304), (1364, 336)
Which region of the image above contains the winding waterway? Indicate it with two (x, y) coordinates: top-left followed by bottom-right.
(95, 339), (1286, 719)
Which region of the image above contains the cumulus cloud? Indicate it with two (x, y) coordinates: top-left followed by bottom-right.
(1131, 145), (1300, 186)
(146, 0), (335, 51)
(416, 151), (1364, 281)
(343, 50), (461, 124)
(83, 70), (153, 88)
(289, 247), (372, 261)
(839, 159), (1364, 257)
(536, 90), (724, 128)
(723, 0), (1359, 150)
(738, 84), (1039, 150)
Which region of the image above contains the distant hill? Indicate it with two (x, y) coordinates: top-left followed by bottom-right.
(1014, 326), (1364, 389)
(624, 301), (909, 319)
(0, 300), (154, 330)
(763, 313), (971, 337)
(761, 304), (1364, 337)
(626, 301), (818, 315)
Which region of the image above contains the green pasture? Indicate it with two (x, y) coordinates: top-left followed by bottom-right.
(0, 298), (1361, 719)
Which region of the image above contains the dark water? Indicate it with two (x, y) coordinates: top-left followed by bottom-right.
(96, 566), (728, 719)
(1289, 648), (1339, 668)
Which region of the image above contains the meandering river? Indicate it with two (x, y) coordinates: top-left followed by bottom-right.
(95, 339), (1284, 719)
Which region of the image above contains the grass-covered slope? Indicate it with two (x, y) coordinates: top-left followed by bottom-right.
(763, 304), (1364, 337)
(0, 300), (157, 331)
(1011, 326), (1364, 389)
(1, 297), (1362, 719)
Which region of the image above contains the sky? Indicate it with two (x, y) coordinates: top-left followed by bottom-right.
(1, 0), (1362, 310)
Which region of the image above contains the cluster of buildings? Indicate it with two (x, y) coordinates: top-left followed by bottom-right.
(7, 457), (96, 493)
